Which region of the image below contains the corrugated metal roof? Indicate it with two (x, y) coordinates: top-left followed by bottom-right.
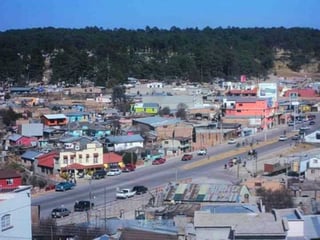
(8, 133), (22, 141)
(133, 116), (181, 127)
(43, 114), (67, 119)
(21, 150), (42, 161)
(20, 123), (43, 137)
(106, 134), (144, 144)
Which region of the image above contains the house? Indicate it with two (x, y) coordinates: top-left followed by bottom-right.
(283, 88), (318, 98)
(41, 113), (68, 127)
(305, 157), (320, 181)
(34, 151), (58, 176)
(18, 123), (44, 137)
(162, 182), (251, 203)
(7, 133), (38, 147)
(65, 111), (91, 123)
(0, 186), (32, 239)
(21, 150), (43, 168)
(130, 102), (160, 115)
(106, 134), (144, 152)
(103, 152), (123, 169)
(54, 142), (104, 174)
(0, 169), (22, 192)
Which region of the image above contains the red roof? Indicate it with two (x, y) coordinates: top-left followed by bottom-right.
(0, 169), (21, 179)
(103, 152), (122, 164)
(284, 88), (318, 98)
(37, 152), (58, 168)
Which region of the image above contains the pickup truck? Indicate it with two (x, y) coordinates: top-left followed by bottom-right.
(116, 188), (136, 199)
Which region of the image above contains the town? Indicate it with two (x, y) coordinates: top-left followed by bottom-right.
(1, 75), (320, 239)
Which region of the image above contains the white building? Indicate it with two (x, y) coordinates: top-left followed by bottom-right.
(0, 186), (32, 240)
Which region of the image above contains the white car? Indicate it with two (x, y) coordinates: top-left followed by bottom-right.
(228, 138), (237, 144)
(107, 168), (122, 176)
(278, 135), (288, 141)
(197, 148), (207, 155)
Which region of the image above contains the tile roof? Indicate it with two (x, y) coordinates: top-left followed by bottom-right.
(103, 152), (122, 164)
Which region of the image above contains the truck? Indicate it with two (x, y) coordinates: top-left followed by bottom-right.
(116, 188), (136, 199)
(264, 162), (290, 176)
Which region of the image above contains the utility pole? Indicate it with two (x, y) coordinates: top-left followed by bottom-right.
(104, 187), (107, 233)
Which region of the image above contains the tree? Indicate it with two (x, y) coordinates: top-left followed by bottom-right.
(0, 107), (22, 126)
(176, 102), (188, 120)
(158, 106), (171, 116)
(122, 152), (138, 165)
(256, 187), (294, 212)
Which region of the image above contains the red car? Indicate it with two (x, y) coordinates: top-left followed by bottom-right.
(181, 154), (193, 161)
(122, 163), (136, 172)
(152, 157), (166, 165)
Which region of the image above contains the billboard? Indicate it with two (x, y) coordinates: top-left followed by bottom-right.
(258, 83), (278, 105)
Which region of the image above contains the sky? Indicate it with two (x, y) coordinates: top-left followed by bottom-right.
(0, 0), (319, 32)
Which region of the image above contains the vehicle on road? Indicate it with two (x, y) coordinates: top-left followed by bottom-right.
(51, 207), (71, 218)
(300, 125), (311, 131)
(228, 138), (237, 144)
(55, 181), (74, 192)
(278, 135), (288, 141)
(197, 148), (207, 155)
(132, 185), (148, 195)
(121, 163), (136, 172)
(287, 121), (294, 126)
(181, 154), (193, 161)
(116, 188), (136, 199)
(107, 168), (122, 176)
(152, 157), (166, 165)
(309, 120), (316, 125)
(74, 200), (94, 212)
(92, 169), (107, 179)
(292, 134), (301, 140)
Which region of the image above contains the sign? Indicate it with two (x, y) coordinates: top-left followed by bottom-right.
(258, 83), (278, 106)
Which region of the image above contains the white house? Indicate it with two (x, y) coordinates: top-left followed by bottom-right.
(105, 134), (144, 152)
(0, 186), (32, 240)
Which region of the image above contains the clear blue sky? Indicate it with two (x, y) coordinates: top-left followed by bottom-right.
(0, 0), (319, 31)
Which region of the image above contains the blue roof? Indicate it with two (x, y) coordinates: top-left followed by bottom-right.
(304, 215), (320, 239)
(21, 150), (42, 161)
(8, 133), (22, 141)
(106, 134), (144, 144)
(133, 116), (181, 127)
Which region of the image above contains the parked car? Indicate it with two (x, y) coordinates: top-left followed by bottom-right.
(181, 154), (193, 161)
(132, 185), (148, 195)
(197, 148), (207, 155)
(228, 138), (237, 144)
(122, 163), (136, 172)
(152, 157), (166, 165)
(74, 200), (94, 212)
(51, 207), (71, 218)
(287, 121), (294, 126)
(55, 181), (74, 191)
(278, 135), (288, 141)
(92, 169), (107, 179)
(107, 168), (122, 176)
(309, 120), (316, 125)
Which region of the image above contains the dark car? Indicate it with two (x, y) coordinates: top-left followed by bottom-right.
(74, 200), (94, 212)
(55, 182), (74, 191)
(152, 157), (166, 165)
(51, 207), (71, 218)
(181, 154), (193, 161)
(309, 120), (316, 125)
(292, 134), (300, 140)
(132, 185), (148, 195)
(92, 169), (107, 179)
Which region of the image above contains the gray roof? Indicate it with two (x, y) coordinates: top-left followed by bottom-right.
(43, 114), (67, 119)
(21, 150), (42, 161)
(142, 103), (160, 108)
(303, 215), (320, 239)
(201, 204), (259, 214)
(20, 123), (43, 137)
(65, 112), (91, 116)
(106, 134), (144, 144)
(133, 116), (181, 128)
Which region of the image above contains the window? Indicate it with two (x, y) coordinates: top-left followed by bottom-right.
(314, 159), (318, 164)
(164, 140), (169, 144)
(237, 110), (241, 112)
(1, 214), (12, 231)
(63, 158), (68, 164)
(6, 179), (13, 185)
(239, 103), (243, 106)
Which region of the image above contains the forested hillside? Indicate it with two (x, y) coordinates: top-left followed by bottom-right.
(0, 27), (319, 87)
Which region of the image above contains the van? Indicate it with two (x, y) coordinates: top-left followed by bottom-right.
(132, 185), (148, 195)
